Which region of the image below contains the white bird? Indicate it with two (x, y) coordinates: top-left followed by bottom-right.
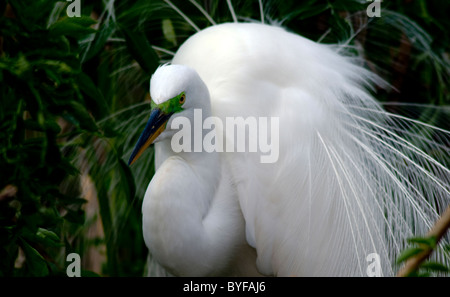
(128, 22), (450, 276)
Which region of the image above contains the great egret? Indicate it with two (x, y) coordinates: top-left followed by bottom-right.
(128, 19), (449, 276)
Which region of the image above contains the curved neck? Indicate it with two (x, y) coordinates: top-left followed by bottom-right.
(143, 148), (246, 276)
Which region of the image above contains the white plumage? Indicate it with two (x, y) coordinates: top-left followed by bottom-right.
(132, 22), (449, 276)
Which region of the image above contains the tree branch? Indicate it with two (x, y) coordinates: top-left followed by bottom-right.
(397, 205), (450, 277)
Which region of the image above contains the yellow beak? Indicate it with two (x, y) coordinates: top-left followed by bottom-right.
(128, 108), (172, 166)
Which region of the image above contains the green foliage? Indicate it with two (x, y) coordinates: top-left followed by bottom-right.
(0, 1), (100, 276)
(396, 236), (450, 277)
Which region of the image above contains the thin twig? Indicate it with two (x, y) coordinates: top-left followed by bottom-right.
(397, 205), (450, 277)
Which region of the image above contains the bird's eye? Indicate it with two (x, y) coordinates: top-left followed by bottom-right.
(179, 94), (186, 105)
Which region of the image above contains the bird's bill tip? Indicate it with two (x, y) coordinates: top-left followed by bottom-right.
(128, 136), (152, 166)
(128, 108), (170, 166)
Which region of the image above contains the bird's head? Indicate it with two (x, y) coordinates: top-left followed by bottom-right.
(128, 64), (210, 165)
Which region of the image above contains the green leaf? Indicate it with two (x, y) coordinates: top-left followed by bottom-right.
(82, 19), (116, 62)
(36, 228), (63, 248)
(24, 119), (61, 134)
(68, 16), (98, 27)
(420, 262), (450, 273)
(77, 73), (108, 119)
(65, 101), (98, 132)
(396, 247), (425, 264)
(407, 236), (437, 249)
(120, 28), (159, 74)
(49, 16), (97, 38)
(443, 244), (450, 253)
(118, 158), (136, 201)
(416, 272), (432, 277)
(20, 240), (49, 276)
(5, 54), (31, 78)
(39, 60), (74, 74)
(162, 19), (177, 46)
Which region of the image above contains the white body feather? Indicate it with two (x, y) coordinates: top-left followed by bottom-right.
(142, 23), (449, 276)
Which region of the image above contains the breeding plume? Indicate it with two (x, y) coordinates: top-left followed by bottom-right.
(129, 21), (450, 276)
